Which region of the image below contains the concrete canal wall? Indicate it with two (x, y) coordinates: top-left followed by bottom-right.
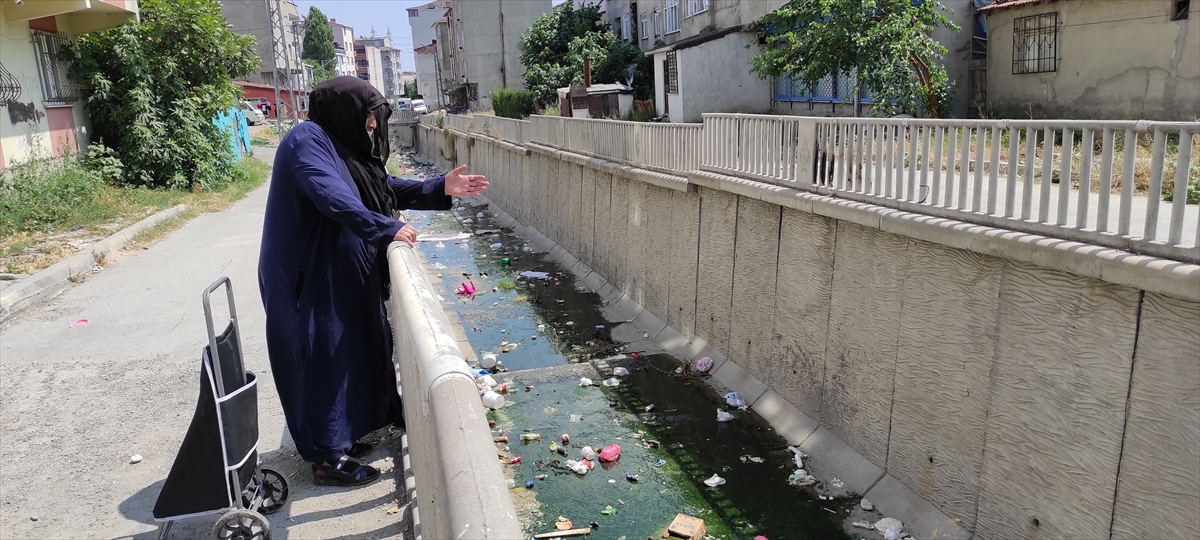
(412, 116), (1200, 540)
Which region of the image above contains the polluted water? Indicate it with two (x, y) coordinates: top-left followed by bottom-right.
(406, 193), (853, 539)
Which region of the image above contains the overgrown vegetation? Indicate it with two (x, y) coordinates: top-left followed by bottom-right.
(405, 80), (419, 99)
(520, 2), (652, 107)
(751, 0), (959, 118)
(492, 88), (537, 119)
(301, 6), (337, 83)
(0, 154), (270, 274)
(69, 0), (258, 190)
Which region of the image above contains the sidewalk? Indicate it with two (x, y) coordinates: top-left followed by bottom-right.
(0, 146), (412, 540)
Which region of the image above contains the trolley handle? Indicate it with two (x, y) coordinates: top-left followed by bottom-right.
(202, 277), (240, 397)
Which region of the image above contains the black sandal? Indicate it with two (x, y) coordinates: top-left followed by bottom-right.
(312, 457), (380, 487)
(347, 442), (373, 459)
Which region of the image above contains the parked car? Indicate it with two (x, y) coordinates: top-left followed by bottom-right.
(411, 99), (428, 114)
(240, 100), (265, 125)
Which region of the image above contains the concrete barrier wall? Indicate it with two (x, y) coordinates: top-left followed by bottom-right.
(419, 124), (1200, 540)
(386, 243), (523, 540)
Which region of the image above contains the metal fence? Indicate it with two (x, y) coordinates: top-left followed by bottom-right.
(527, 115), (702, 173)
(702, 113), (1200, 261)
(472, 115), (528, 145)
(427, 111), (1200, 262)
(444, 113), (473, 134)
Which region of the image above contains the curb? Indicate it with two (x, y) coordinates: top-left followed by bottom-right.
(0, 204), (187, 323)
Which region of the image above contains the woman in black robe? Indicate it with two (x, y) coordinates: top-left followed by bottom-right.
(258, 77), (486, 486)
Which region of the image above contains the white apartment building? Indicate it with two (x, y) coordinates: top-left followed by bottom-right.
(329, 19), (358, 78)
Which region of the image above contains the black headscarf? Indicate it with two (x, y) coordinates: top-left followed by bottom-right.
(308, 76), (395, 217)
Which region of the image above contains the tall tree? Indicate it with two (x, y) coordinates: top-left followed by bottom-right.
(70, 0), (258, 189)
(520, 3), (651, 106)
(301, 6), (337, 83)
(519, 3), (603, 106)
(750, 0), (959, 118)
(404, 81), (419, 99)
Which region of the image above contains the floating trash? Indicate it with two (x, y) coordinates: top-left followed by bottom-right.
(694, 357), (713, 372)
(703, 474), (726, 487)
(725, 392), (747, 408)
(612, 367), (630, 376)
(519, 271), (550, 279)
(578, 378), (593, 387)
(716, 410), (734, 422)
(601, 378), (620, 387)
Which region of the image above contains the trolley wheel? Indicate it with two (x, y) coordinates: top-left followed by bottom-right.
(257, 467), (289, 515)
(213, 509), (270, 540)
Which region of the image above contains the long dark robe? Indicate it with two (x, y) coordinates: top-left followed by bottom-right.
(258, 121), (451, 463)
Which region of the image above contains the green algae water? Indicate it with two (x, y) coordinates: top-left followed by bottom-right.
(410, 204), (852, 540)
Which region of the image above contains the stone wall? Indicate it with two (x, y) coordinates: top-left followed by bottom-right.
(415, 123), (1200, 540)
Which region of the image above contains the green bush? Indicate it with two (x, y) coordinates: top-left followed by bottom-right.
(69, 0), (258, 189)
(491, 88), (537, 119)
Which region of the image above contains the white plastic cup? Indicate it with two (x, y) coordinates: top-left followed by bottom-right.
(481, 390), (506, 409)
(581, 446), (596, 461)
(481, 352), (498, 369)
(481, 375), (498, 388)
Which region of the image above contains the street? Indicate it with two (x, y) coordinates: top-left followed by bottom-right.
(0, 146), (412, 540)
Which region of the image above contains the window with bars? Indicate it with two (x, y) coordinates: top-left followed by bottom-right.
(685, 0), (709, 18)
(665, 51), (678, 94)
(664, 0), (680, 33)
(31, 30), (85, 104)
(1012, 12), (1058, 74)
(773, 72), (874, 103)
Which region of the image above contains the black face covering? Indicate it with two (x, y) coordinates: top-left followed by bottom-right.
(308, 76), (395, 217)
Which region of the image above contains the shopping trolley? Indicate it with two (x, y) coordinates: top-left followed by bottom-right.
(152, 277), (289, 540)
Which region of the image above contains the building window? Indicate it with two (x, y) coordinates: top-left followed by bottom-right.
(653, 11), (661, 36)
(665, 51), (678, 94)
(664, 0), (680, 34)
(1171, 0), (1190, 20)
(685, 0), (709, 18)
(613, 16), (622, 39)
(30, 30), (85, 104)
(622, 14), (631, 42)
(641, 14), (649, 40)
(1012, 12), (1058, 74)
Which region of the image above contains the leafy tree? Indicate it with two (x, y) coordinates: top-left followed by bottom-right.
(69, 0), (258, 189)
(302, 6), (336, 83)
(520, 3), (652, 106)
(750, 0), (959, 118)
(404, 80), (419, 99)
(519, 2), (603, 106)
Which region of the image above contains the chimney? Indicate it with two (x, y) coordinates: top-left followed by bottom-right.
(583, 57), (592, 87)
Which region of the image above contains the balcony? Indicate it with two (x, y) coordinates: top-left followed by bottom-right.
(1, 0), (139, 34)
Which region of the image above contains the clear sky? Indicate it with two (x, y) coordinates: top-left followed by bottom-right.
(292, 0), (567, 73)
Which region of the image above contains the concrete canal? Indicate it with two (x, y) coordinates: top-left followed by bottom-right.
(403, 201), (873, 540)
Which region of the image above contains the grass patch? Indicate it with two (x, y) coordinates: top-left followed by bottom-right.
(251, 136), (273, 146)
(0, 156), (270, 274)
(495, 276), (516, 290)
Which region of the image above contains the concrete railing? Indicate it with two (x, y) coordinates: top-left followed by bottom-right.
(702, 113), (1200, 263)
(444, 113), (474, 134)
(386, 243), (522, 540)
(418, 114), (439, 127)
(472, 115), (528, 145)
(528, 115), (703, 173)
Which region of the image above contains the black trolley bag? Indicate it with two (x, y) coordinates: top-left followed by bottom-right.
(151, 277), (289, 540)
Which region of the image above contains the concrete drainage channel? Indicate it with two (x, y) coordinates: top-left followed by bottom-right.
(391, 197), (919, 540)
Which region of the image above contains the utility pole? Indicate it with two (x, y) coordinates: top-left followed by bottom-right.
(290, 18), (308, 119)
(268, 0), (298, 135)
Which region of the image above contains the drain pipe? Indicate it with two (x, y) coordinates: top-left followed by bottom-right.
(386, 243), (522, 540)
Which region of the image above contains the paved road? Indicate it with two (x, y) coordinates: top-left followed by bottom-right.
(0, 146), (411, 540)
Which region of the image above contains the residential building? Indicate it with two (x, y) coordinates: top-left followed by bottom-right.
(643, 0), (975, 122)
(407, 1), (452, 106)
(357, 35), (403, 99)
(329, 19), (358, 78)
(0, 0), (140, 169)
(980, 0), (1199, 121)
(354, 41), (384, 94)
(414, 43), (439, 103)
(218, 0), (305, 89)
(432, 0), (553, 111)
(406, 0), (451, 52)
(402, 71), (417, 86)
